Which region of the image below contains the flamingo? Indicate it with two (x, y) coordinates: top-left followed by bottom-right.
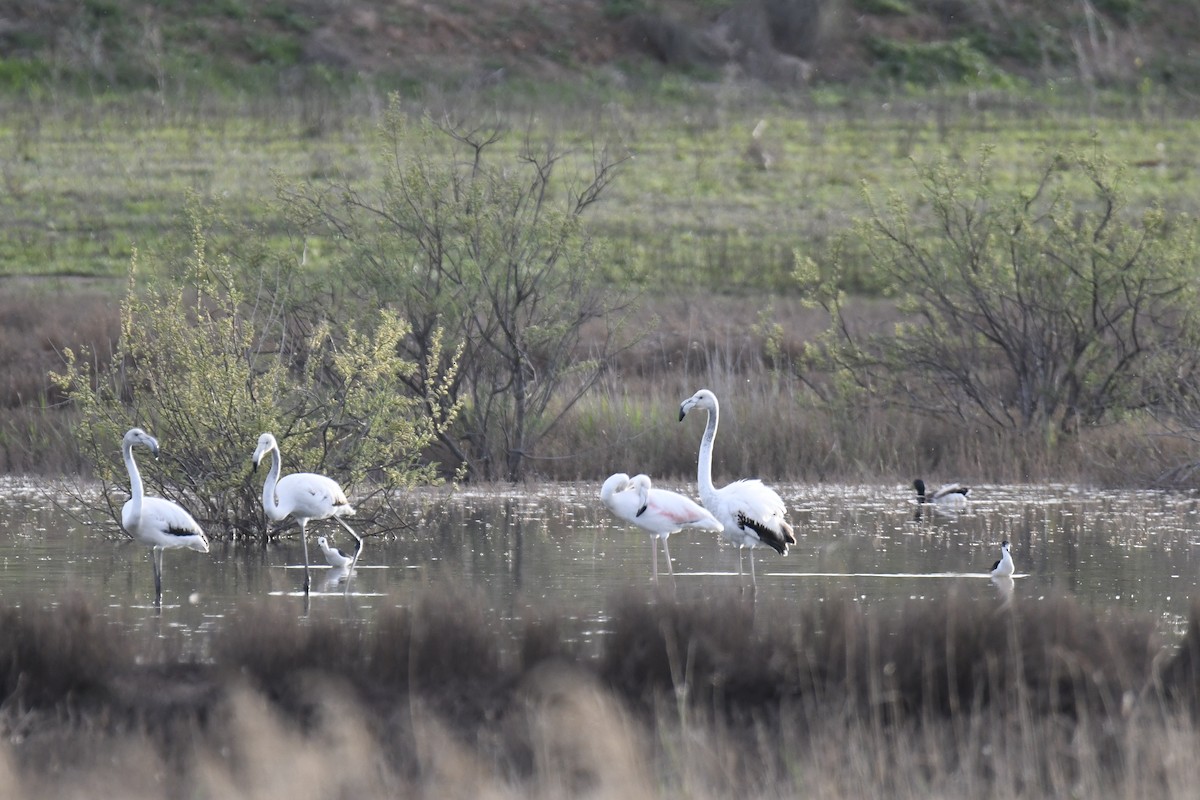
(252, 432), (360, 594)
(600, 472), (722, 581)
(913, 478), (970, 510)
(678, 389), (796, 585)
(317, 535), (356, 569)
(119, 427), (210, 605)
(990, 540), (1015, 578)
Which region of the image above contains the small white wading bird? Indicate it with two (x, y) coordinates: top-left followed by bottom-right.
(253, 432), (360, 594)
(600, 472), (722, 581)
(119, 428), (210, 605)
(990, 540), (1015, 578)
(679, 389), (796, 585)
(913, 478), (971, 510)
(317, 535), (356, 569)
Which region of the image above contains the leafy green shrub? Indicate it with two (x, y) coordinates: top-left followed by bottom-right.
(51, 207), (458, 538)
(854, 0), (914, 15)
(0, 58), (48, 91)
(868, 35), (1013, 87)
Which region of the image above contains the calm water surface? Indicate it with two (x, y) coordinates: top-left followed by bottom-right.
(1, 479), (1198, 654)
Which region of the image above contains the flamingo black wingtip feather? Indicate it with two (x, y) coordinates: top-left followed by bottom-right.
(737, 511), (790, 556)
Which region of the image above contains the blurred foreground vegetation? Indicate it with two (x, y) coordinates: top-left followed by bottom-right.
(1, 588), (1199, 798)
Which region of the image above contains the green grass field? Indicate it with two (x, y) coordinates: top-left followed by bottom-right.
(2, 89), (1197, 291)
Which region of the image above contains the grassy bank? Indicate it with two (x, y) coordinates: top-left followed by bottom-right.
(2, 92), (1198, 286)
(1, 284), (1193, 487)
(2, 588), (1198, 798)
(4, 92), (1200, 486)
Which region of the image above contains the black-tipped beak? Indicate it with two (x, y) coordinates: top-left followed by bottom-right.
(678, 408), (686, 422)
(251, 459), (258, 473)
(636, 504), (648, 517)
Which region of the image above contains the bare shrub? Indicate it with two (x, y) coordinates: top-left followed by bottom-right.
(280, 103), (633, 482)
(811, 144), (1200, 448)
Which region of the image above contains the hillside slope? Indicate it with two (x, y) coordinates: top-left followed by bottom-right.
(0, 1), (1195, 95)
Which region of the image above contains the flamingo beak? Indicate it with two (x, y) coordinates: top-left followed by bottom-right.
(636, 504), (647, 517)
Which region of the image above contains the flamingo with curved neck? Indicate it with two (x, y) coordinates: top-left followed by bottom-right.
(253, 432), (360, 594)
(601, 472), (721, 581)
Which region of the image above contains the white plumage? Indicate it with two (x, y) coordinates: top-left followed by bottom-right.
(991, 539), (1015, 577)
(253, 432), (360, 594)
(678, 389), (796, 584)
(913, 478), (970, 510)
(119, 427), (209, 604)
(600, 472), (722, 581)
(317, 535), (356, 569)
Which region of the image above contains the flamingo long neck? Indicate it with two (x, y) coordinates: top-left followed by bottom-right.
(697, 404), (718, 502)
(124, 441), (143, 522)
(261, 446), (285, 521)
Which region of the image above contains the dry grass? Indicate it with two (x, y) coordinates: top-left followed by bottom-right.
(0, 282), (118, 474)
(1, 284), (1196, 487)
(2, 588), (1199, 798)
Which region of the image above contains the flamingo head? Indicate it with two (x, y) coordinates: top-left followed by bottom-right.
(252, 432), (278, 470)
(600, 473), (632, 502)
(679, 389), (718, 422)
(630, 473), (651, 516)
(123, 427), (160, 457)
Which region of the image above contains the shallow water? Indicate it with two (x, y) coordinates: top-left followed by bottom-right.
(1, 479), (1198, 654)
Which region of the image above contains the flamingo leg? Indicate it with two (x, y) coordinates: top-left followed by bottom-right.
(334, 516), (362, 548)
(335, 516), (364, 573)
(335, 517), (364, 589)
(650, 538), (658, 582)
(749, 549), (757, 587)
(152, 546), (163, 602)
(661, 536), (675, 577)
(300, 521), (311, 594)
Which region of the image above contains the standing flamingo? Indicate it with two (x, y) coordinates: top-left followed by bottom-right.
(600, 472), (722, 581)
(252, 432), (360, 594)
(678, 389), (796, 585)
(119, 427), (210, 605)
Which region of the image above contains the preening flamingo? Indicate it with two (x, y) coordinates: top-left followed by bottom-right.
(119, 427), (210, 605)
(252, 432), (360, 594)
(678, 389), (795, 585)
(600, 472), (722, 581)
